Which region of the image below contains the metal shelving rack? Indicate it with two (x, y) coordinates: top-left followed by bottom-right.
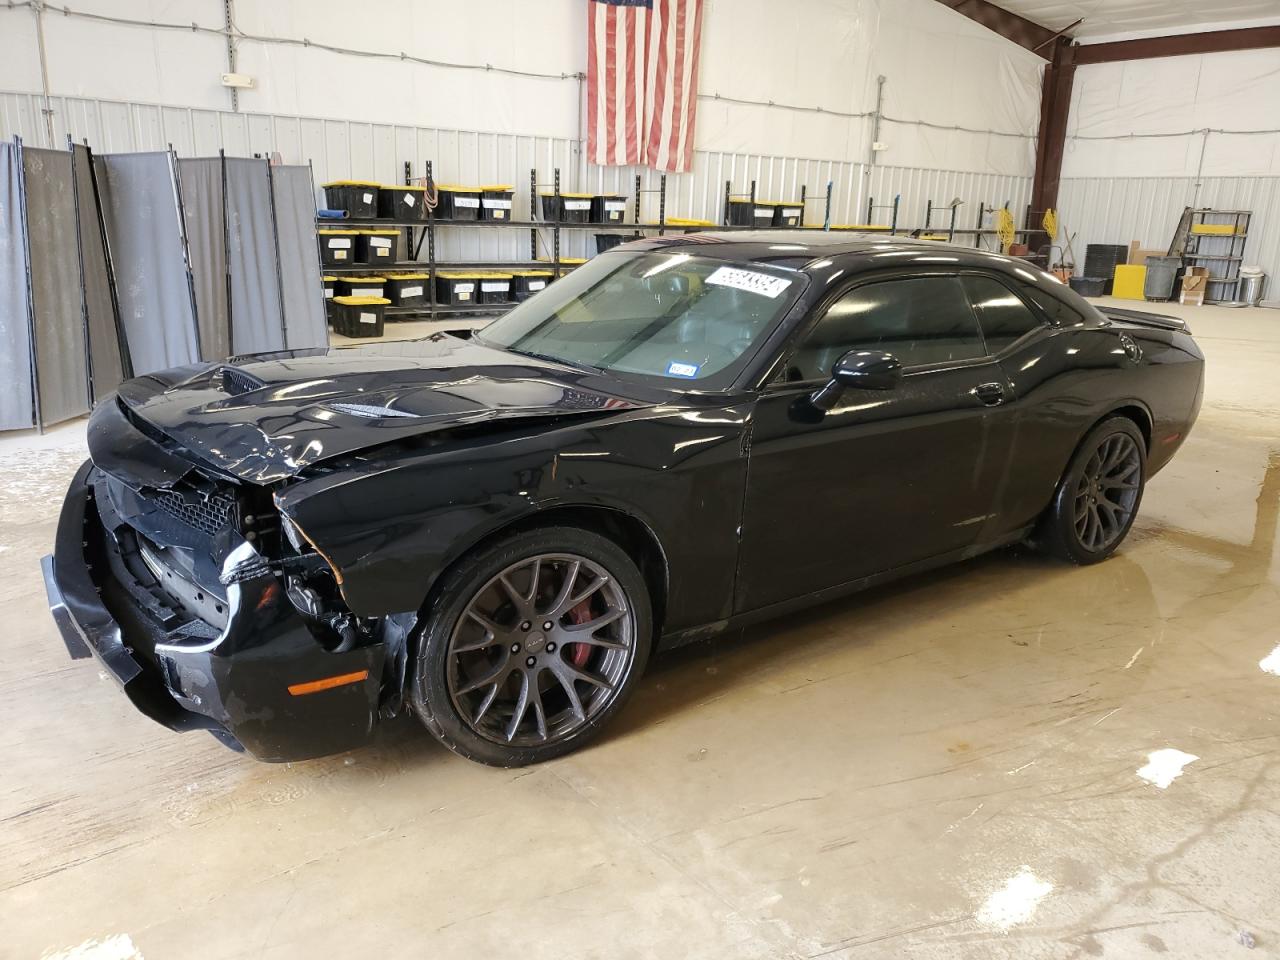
(1182, 208), (1251, 304)
(316, 162), (1053, 331)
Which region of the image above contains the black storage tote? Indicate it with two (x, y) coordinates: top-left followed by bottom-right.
(591, 194), (628, 224)
(480, 185), (515, 222)
(540, 192), (593, 223)
(356, 229), (399, 265)
(382, 273), (430, 306)
(728, 199), (775, 228)
(318, 229), (359, 266)
(510, 269), (553, 301)
(335, 276), (387, 299)
(331, 296), (388, 338)
(436, 185), (482, 220)
(378, 184), (428, 221)
(323, 181), (380, 219)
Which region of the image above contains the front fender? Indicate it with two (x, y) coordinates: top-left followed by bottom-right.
(274, 406), (750, 631)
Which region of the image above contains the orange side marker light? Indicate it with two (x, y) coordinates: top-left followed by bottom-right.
(288, 670), (369, 696)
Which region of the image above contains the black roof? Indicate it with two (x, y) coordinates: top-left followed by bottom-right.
(625, 229), (1023, 273)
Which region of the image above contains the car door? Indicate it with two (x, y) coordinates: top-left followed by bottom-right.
(735, 272), (1016, 613)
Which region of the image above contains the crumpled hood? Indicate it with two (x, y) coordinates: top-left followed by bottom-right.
(116, 336), (653, 484)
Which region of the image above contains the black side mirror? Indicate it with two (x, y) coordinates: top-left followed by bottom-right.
(809, 349), (903, 411)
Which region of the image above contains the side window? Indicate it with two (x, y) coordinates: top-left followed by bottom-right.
(787, 276), (985, 381)
(962, 275), (1044, 353)
(1021, 283), (1087, 327)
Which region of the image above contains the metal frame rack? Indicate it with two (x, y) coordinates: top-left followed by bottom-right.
(318, 162), (1051, 327)
(1183, 208), (1251, 304)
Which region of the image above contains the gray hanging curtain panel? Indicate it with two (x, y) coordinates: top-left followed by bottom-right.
(0, 142), (35, 430)
(178, 157), (232, 362)
(23, 146), (90, 427)
(224, 157), (285, 355)
(271, 164), (328, 351)
(94, 151), (200, 375)
(72, 143), (125, 403)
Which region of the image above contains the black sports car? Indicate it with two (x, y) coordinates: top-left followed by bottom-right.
(44, 232), (1204, 765)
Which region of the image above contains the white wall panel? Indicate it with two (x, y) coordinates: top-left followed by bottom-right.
(1, 90), (1035, 265)
(1058, 175), (1280, 293)
(0, 0), (1040, 176)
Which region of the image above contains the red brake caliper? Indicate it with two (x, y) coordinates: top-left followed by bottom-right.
(567, 598), (593, 667)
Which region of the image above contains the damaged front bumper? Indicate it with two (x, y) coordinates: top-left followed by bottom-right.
(43, 459), (387, 762)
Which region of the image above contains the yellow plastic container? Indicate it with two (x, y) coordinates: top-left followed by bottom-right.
(1191, 223), (1237, 236)
(1112, 264), (1147, 300)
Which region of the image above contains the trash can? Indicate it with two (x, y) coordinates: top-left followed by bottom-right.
(1143, 256), (1182, 302)
(330, 296), (388, 338)
(540, 192), (593, 223)
(381, 272), (430, 307)
(377, 184), (428, 221)
(727, 199), (775, 228)
(509, 269), (553, 301)
(436, 185), (482, 220)
(591, 194), (628, 224)
(322, 181), (380, 220)
(355, 229), (399, 265)
(1240, 265), (1267, 305)
(318, 229), (359, 266)
(335, 276), (387, 299)
(480, 185), (515, 222)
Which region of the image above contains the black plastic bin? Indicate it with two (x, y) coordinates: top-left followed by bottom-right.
(381, 273), (430, 307)
(591, 194), (628, 224)
(772, 202), (803, 227)
(323, 275), (337, 323)
(318, 229), (359, 266)
(355, 229), (399, 265)
(1068, 276), (1107, 298)
(480, 185), (515, 222)
(322, 181), (380, 219)
(1083, 244), (1128, 294)
(595, 233), (636, 254)
(727, 199), (775, 228)
(377, 184), (428, 221)
(509, 269), (553, 301)
(540, 192), (593, 223)
(436, 185), (482, 220)
(334, 276), (387, 299)
(435, 271), (482, 305)
(331, 296), (388, 338)
(472, 272), (512, 304)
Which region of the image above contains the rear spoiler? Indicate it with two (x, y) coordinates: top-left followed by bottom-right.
(1099, 306), (1190, 335)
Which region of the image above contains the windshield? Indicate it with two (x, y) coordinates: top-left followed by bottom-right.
(476, 250), (802, 385)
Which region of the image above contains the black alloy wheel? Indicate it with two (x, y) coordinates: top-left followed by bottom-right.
(412, 527), (651, 766)
(1040, 416), (1147, 564)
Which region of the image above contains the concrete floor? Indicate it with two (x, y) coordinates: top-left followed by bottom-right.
(2, 299), (1278, 959)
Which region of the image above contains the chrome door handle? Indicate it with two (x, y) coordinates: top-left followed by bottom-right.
(972, 382), (1008, 406)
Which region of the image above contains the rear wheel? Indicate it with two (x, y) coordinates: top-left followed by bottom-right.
(411, 526), (651, 766)
(1039, 417), (1146, 564)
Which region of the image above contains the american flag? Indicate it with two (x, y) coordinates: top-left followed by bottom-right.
(587, 0), (703, 174)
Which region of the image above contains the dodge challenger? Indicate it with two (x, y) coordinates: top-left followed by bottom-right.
(43, 232), (1204, 766)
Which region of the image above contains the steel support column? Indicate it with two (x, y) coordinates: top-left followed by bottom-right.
(1031, 37), (1075, 217)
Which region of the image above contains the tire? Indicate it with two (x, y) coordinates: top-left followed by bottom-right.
(410, 525), (652, 767)
(1039, 416), (1147, 565)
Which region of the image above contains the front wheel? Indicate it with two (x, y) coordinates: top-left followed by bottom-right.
(1039, 417), (1147, 564)
(411, 526), (652, 767)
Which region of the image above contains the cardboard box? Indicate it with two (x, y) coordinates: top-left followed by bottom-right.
(1128, 241), (1167, 267)
(1180, 266), (1210, 306)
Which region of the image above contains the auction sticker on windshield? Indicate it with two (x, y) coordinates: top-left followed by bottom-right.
(666, 361), (701, 378)
(705, 265), (792, 299)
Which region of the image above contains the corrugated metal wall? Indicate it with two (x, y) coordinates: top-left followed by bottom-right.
(1, 91), (1033, 262)
(1059, 176), (1280, 293)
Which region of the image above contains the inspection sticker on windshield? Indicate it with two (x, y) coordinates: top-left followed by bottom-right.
(706, 265), (792, 299)
(666, 361), (700, 378)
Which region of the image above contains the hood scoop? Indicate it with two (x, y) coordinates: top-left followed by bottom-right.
(218, 366), (266, 396)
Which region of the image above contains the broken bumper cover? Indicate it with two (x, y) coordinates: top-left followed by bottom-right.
(43, 460), (385, 762)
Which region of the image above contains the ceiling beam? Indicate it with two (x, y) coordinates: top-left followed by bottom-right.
(1074, 25), (1280, 65)
(931, 0), (1059, 59)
